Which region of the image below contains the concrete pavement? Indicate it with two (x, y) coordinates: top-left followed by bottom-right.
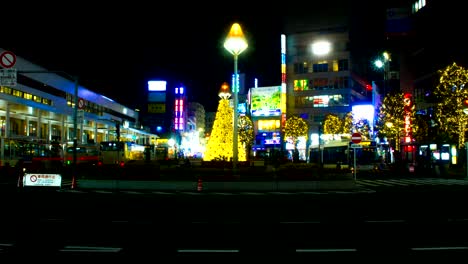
(75, 179), (357, 192)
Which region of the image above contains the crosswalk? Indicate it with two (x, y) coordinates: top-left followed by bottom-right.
(356, 178), (468, 188)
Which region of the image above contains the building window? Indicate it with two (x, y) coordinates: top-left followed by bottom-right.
(332, 60), (339, 72)
(333, 76), (350, 89)
(295, 96), (305, 106)
(24, 93), (33, 100)
(312, 78), (329, 90)
(0, 86), (12, 95)
(296, 45), (307, 57)
(42, 98), (52, 105)
(13, 90), (23, 97)
(294, 79), (310, 91)
(338, 59), (348, 71)
(313, 62), (329, 72)
(293, 62), (308, 74)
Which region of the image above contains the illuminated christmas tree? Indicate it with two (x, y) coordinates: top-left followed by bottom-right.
(203, 83), (246, 161)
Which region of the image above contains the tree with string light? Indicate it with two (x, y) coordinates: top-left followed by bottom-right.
(433, 62), (468, 148)
(238, 115), (254, 161)
(323, 113), (342, 135)
(375, 91), (416, 151)
(284, 115), (308, 162)
(203, 83), (246, 162)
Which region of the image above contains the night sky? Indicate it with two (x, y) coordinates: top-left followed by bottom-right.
(6, 13), (289, 112)
(4, 1), (389, 113)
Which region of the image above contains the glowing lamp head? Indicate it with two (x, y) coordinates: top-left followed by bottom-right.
(312, 41), (331, 56)
(463, 98), (468, 107)
(218, 82), (232, 99)
(383, 51), (391, 61)
(224, 23), (248, 56)
(374, 59), (384, 69)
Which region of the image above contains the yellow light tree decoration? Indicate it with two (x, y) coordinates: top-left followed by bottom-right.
(203, 83), (246, 162)
(322, 112), (354, 137)
(433, 62), (468, 148)
(375, 91), (413, 151)
(284, 115), (308, 161)
(323, 113), (341, 135)
(238, 115), (254, 160)
(342, 111), (354, 134)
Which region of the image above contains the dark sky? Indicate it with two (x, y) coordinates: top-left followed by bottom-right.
(4, 1), (387, 112)
(5, 13), (290, 112)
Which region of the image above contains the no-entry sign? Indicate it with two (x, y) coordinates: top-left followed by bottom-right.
(351, 132), (362, 144)
(0, 51), (17, 68)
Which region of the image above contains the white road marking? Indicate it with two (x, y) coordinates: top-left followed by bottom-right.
(412, 246), (468, 251)
(93, 190), (114, 194)
(151, 191), (174, 195)
(120, 191), (142, 195)
(60, 246), (122, 252)
(178, 249), (239, 253)
(364, 219), (405, 223)
(296, 248), (357, 252)
(281, 221), (321, 224)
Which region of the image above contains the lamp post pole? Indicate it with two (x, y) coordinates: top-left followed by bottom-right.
(224, 22), (248, 171)
(383, 51), (390, 96)
(232, 54), (239, 170)
(72, 76), (79, 188)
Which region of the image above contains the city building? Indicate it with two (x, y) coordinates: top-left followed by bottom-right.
(376, 0), (465, 164)
(285, 27), (369, 160)
(0, 48), (158, 166)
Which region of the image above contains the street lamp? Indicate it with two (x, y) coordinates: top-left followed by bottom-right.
(224, 22), (248, 170)
(373, 51), (391, 96)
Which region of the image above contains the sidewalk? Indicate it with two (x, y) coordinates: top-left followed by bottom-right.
(75, 178), (358, 192)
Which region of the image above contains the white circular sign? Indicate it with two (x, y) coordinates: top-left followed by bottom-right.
(351, 133), (362, 144)
(78, 98), (85, 109)
(30, 175), (37, 182)
(0, 51), (16, 68)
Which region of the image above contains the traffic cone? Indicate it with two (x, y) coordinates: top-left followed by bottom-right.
(197, 178), (203, 192)
(17, 173), (23, 188)
(71, 175), (77, 189)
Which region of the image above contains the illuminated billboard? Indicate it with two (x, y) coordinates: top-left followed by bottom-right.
(148, 92), (166, 102)
(148, 103), (166, 113)
(238, 102), (247, 115)
(250, 86), (281, 117)
(148, 81), (167, 91)
(352, 104), (374, 125)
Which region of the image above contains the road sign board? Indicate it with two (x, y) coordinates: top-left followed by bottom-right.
(350, 144), (362, 148)
(78, 98), (85, 109)
(0, 68), (17, 86)
(23, 173), (62, 187)
(0, 51), (17, 68)
(351, 132), (362, 144)
(77, 110), (84, 123)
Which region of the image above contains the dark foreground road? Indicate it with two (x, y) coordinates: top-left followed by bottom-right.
(1, 184), (468, 261)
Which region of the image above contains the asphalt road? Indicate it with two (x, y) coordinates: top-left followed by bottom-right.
(1, 184), (468, 261)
